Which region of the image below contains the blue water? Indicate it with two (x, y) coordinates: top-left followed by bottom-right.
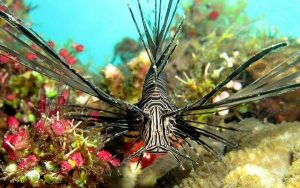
(24, 0), (300, 68)
(246, 0), (300, 37)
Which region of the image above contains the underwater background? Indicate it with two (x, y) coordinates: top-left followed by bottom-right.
(25, 0), (300, 68)
(1, 0), (300, 187)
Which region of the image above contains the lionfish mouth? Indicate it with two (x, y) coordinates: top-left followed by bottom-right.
(145, 145), (170, 153)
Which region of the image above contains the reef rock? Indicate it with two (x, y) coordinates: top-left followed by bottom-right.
(175, 118), (300, 188)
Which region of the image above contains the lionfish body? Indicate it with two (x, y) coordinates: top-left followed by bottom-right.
(1, 0), (300, 165)
(138, 71), (175, 153)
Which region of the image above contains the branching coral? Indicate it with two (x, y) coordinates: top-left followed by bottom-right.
(0, 98), (120, 187)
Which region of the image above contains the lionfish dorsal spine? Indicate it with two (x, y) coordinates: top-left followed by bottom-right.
(127, 0), (183, 78)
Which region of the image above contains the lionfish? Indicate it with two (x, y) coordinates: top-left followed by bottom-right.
(1, 0), (300, 167)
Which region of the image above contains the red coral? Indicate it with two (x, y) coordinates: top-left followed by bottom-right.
(34, 120), (47, 134)
(2, 134), (14, 151)
(0, 55), (10, 64)
(3, 134), (18, 160)
(51, 120), (69, 136)
(208, 10), (219, 21)
(7, 150), (16, 161)
(140, 153), (158, 169)
(110, 158), (121, 167)
(126, 141), (158, 169)
(97, 150), (112, 162)
(13, 128), (30, 150)
(0, 5), (6, 12)
(75, 44), (84, 52)
(62, 90), (69, 99)
(60, 161), (72, 174)
(48, 41), (55, 48)
(59, 49), (69, 58)
(69, 152), (84, 167)
(57, 96), (66, 105)
(5, 93), (16, 101)
(66, 56), (77, 65)
(87, 147), (95, 154)
(18, 155), (38, 170)
(90, 111), (100, 120)
(38, 94), (47, 115)
(3, 128), (30, 152)
(26, 53), (37, 61)
(6, 116), (19, 130)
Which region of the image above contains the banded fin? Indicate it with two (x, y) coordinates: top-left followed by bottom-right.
(127, 0), (183, 76)
(0, 1), (145, 115)
(165, 43), (300, 116)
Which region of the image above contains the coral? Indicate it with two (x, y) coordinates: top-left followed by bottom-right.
(112, 37), (142, 63)
(173, 118), (300, 188)
(107, 119), (300, 187)
(0, 110), (119, 187)
(102, 64), (125, 99)
(126, 51), (151, 102)
(96, 0), (300, 124)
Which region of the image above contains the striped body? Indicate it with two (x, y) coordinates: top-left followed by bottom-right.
(138, 72), (176, 153)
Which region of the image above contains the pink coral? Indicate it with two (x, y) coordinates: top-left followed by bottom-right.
(66, 56), (77, 65)
(51, 120), (70, 136)
(18, 155), (38, 170)
(0, 55), (10, 64)
(75, 44), (84, 52)
(110, 158), (121, 167)
(6, 116), (19, 130)
(208, 10), (219, 21)
(97, 150), (112, 162)
(5, 93), (16, 101)
(69, 152), (84, 167)
(34, 120), (47, 134)
(3, 128), (30, 151)
(48, 41), (55, 48)
(59, 49), (69, 58)
(26, 53), (37, 61)
(60, 161), (72, 174)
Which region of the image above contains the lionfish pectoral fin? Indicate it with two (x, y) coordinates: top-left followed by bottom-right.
(164, 43), (290, 116)
(135, 153), (144, 169)
(168, 146), (198, 164)
(0, 3), (145, 114)
(192, 127), (238, 149)
(193, 138), (223, 162)
(104, 130), (129, 144)
(175, 124), (232, 162)
(190, 42), (288, 108)
(120, 147), (146, 166)
(195, 51), (300, 111)
(169, 148), (184, 169)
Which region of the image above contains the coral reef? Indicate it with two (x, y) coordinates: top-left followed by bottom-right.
(0, 95), (120, 187)
(174, 118), (300, 188)
(107, 119), (300, 187)
(0, 1), (119, 186)
(1, 0), (300, 187)
(99, 0), (300, 123)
